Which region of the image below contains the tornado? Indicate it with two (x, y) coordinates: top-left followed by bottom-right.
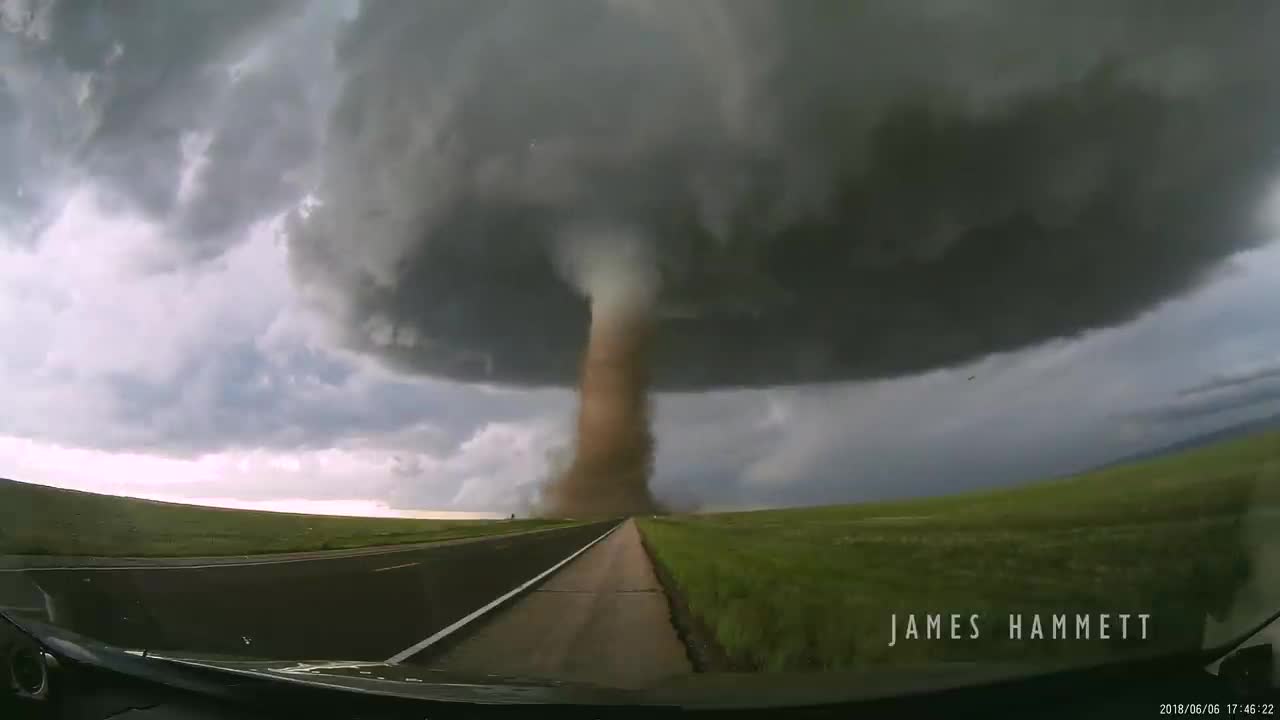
(544, 230), (662, 516)
(549, 300), (657, 515)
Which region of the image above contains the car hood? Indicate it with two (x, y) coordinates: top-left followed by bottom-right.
(128, 652), (1121, 709)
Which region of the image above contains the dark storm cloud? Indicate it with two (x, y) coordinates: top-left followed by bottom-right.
(1136, 378), (1280, 424)
(173, 69), (317, 243)
(1, 0), (327, 251)
(1180, 363), (1280, 397)
(0, 22), (86, 241)
(0, 73), (34, 228)
(287, 0), (1280, 390)
(40, 0), (295, 215)
(169, 3), (342, 249)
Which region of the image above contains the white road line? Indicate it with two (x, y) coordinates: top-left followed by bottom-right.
(372, 562), (419, 573)
(384, 521), (622, 665)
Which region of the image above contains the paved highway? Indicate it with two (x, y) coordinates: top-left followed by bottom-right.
(1, 521), (616, 663)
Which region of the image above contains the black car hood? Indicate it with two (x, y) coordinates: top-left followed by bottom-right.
(98, 651), (1154, 709)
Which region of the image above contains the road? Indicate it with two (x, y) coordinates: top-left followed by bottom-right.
(0, 521), (616, 663)
(427, 518), (693, 688)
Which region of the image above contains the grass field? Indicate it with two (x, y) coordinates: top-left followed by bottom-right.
(0, 479), (575, 557)
(639, 431), (1280, 672)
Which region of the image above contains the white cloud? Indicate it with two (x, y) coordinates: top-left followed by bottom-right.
(0, 187), (291, 442)
(398, 418), (567, 512)
(0, 415), (558, 515)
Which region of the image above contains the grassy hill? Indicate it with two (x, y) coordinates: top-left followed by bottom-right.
(639, 430), (1280, 672)
(0, 479), (572, 557)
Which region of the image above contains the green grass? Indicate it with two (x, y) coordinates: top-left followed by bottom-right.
(0, 479), (575, 557)
(639, 430), (1280, 672)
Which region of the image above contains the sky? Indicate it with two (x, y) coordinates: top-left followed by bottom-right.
(3, 1), (1280, 518)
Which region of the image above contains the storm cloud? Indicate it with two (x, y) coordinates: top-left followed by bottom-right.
(288, 1), (1280, 390)
(0, 0), (330, 253)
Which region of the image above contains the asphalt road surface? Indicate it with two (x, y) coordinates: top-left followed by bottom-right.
(0, 521), (616, 663)
(428, 518), (693, 689)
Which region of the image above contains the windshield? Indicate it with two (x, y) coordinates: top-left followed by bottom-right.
(1, 0), (1279, 705)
